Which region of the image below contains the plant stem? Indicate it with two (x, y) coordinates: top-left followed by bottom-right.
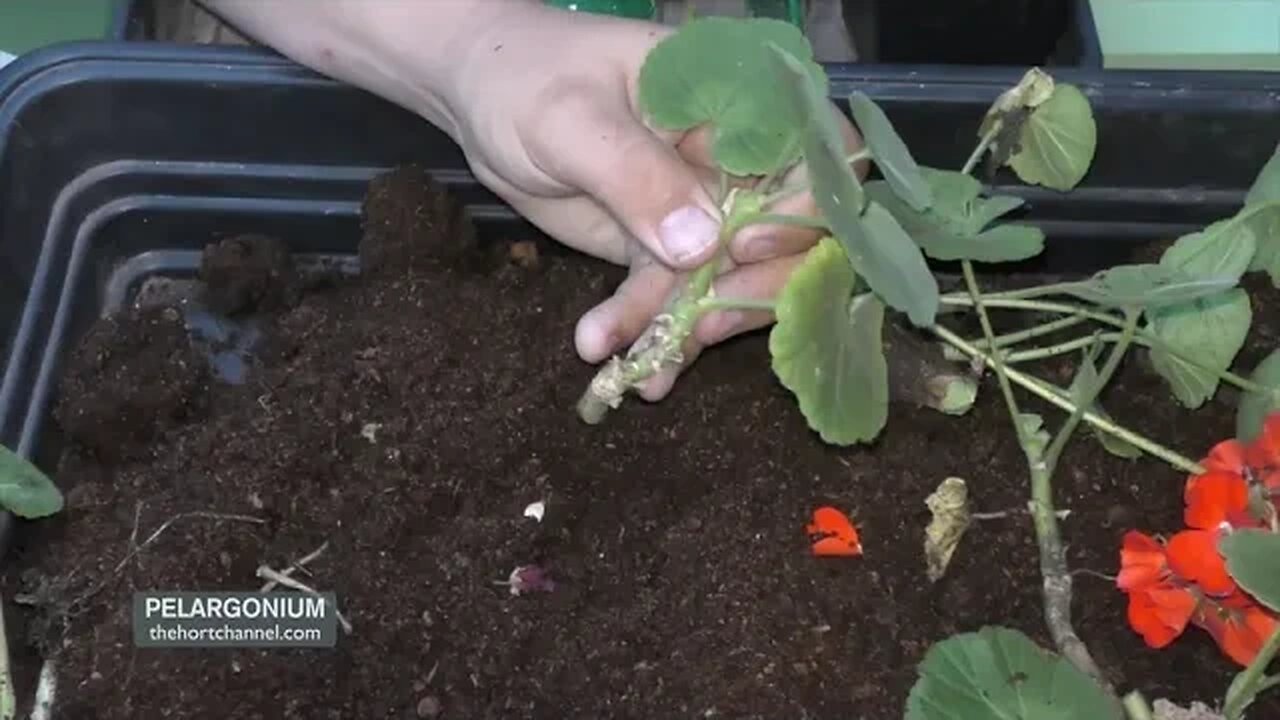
(931, 325), (1203, 474)
(1044, 311), (1139, 472)
(1004, 332), (1110, 364)
(758, 148), (871, 208)
(1224, 624), (1280, 719)
(1024, 311), (1139, 690)
(973, 315), (1088, 350)
(943, 295), (1280, 402)
(0, 597), (13, 720)
(959, 261), (1031, 451)
(577, 253), (722, 424)
(577, 191), (759, 424)
(961, 125), (999, 175)
(1121, 691), (1154, 720)
(697, 297), (777, 313)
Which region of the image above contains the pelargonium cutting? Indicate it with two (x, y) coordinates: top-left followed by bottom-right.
(567, 14), (1280, 720)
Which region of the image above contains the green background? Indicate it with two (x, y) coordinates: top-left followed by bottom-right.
(0, 0), (115, 56)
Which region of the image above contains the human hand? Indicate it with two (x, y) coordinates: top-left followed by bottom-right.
(200, 0), (864, 400)
(443, 4), (864, 399)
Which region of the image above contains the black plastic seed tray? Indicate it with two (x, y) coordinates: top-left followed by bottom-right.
(5, 42), (1280, 556)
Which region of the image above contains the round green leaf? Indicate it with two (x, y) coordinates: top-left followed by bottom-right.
(0, 445), (64, 519)
(1007, 84), (1097, 191)
(848, 91), (931, 211)
(639, 17), (825, 176)
(769, 46), (938, 326)
(1160, 219), (1257, 284)
(905, 626), (1123, 720)
(1061, 264), (1236, 310)
(1220, 529), (1280, 612)
(1148, 289), (1252, 409)
(769, 237), (889, 445)
(1236, 349), (1280, 442)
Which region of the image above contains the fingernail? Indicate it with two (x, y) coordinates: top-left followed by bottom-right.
(658, 206), (719, 263)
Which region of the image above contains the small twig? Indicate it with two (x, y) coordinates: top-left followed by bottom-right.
(970, 509), (1071, 521)
(256, 565), (352, 634)
(1070, 568), (1118, 582)
(258, 542), (329, 592)
(68, 511), (265, 613)
(28, 659), (55, 720)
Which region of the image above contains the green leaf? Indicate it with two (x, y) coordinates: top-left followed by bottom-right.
(1245, 145), (1280, 206)
(638, 17), (825, 176)
(768, 46), (938, 327)
(905, 626), (1123, 720)
(848, 92), (931, 211)
(1236, 349), (1280, 442)
(1068, 345), (1142, 459)
(864, 168), (1044, 264)
(1160, 219), (1257, 284)
(1060, 264), (1236, 310)
(1005, 83), (1097, 191)
(1148, 288), (1252, 409)
(1220, 529), (1280, 612)
(769, 237), (889, 445)
(0, 445), (64, 519)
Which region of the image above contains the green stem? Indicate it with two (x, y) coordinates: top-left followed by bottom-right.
(1022, 311), (1138, 690)
(1121, 691), (1154, 720)
(931, 325), (1203, 474)
(960, 260), (1031, 452)
(577, 191), (758, 424)
(1044, 311), (1139, 474)
(1224, 625), (1280, 719)
(961, 125), (999, 175)
(973, 315), (1088, 350)
(943, 296), (1280, 401)
(698, 297), (777, 313)
(758, 148), (871, 208)
(1005, 332), (1113, 364)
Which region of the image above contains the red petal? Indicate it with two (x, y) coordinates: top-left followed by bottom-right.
(1203, 438), (1246, 475)
(1184, 472), (1249, 530)
(1127, 589), (1187, 648)
(1147, 585), (1197, 633)
(1194, 599), (1279, 667)
(1117, 531), (1167, 591)
(1245, 413), (1280, 489)
(1166, 530), (1236, 597)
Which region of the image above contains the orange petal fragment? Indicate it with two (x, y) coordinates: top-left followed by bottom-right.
(1117, 531), (1167, 592)
(807, 506), (862, 557)
(1184, 471), (1249, 530)
(1166, 530), (1236, 597)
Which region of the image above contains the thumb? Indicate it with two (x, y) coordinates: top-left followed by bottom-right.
(524, 88), (722, 269)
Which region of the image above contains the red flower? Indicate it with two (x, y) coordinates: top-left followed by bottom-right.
(1193, 593), (1279, 667)
(1118, 531), (1197, 648)
(1116, 411), (1280, 667)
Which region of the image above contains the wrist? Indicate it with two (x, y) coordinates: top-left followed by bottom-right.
(200, 0), (534, 138)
